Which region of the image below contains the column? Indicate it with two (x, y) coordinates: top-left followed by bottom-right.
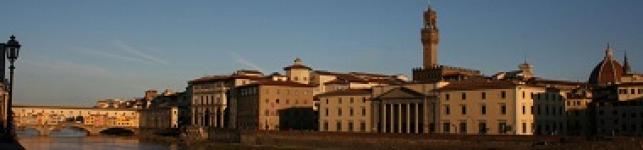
(398, 103), (402, 133)
(389, 104), (394, 133)
(415, 103), (419, 133)
(378, 102), (386, 133)
(406, 103), (411, 133)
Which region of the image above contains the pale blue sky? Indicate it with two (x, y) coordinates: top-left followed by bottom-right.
(1, 0), (641, 106)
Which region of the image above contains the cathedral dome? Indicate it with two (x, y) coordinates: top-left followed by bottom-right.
(588, 44), (624, 85)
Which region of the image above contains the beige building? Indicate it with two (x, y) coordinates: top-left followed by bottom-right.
(436, 79), (552, 135)
(316, 89), (373, 132)
(236, 80), (315, 130)
(187, 70), (263, 129)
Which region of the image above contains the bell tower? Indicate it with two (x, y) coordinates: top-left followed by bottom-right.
(421, 5), (439, 68)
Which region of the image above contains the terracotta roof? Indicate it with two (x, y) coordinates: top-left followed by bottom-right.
(315, 89), (372, 97)
(616, 82), (643, 87)
(349, 72), (392, 78)
(283, 64), (312, 70)
(189, 74), (264, 84)
(239, 80), (315, 88)
(440, 79), (520, 91)
(314, 70), (344, 76)
(589, 45), (624, 85)
(236, 69), (263, 74)
(527, 78), (585, 86)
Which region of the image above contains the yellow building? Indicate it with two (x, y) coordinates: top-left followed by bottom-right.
(316, 89), (373, 132)
(236, 80), (315, 130)
(437, 79), (550, 135)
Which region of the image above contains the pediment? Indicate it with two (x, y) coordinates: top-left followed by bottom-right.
(375, 87), (425, 100)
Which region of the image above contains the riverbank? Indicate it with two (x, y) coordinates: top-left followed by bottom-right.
(141, 129), (643, 149)
(0, 138), (25, 150)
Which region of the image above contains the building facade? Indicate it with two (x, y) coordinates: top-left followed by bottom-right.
(317, 89), (373, 132)
(187, 70), (263, 129)
(236, 80), (315, 130)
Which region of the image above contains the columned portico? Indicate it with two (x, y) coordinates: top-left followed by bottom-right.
(373, 87), (431, 134)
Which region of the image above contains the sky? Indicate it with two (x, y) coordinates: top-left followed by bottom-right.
(0, 0), (641, 106)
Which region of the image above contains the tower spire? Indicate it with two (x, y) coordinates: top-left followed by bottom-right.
(421, 3), (439, 68)
(605, 42), (614, 58)
(624, 49), (631, 74)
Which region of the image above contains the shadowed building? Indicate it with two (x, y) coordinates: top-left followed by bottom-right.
(187, 70), (264, 129)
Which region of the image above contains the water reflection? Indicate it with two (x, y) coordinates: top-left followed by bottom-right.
(16, 128), (177, 150)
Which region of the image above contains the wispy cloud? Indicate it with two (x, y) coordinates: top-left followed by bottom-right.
(114, 40), (169, 65)
(77, 48), (155, 64)
(76, 40), (169, 65)
(23, 58), (111, 77)
(228, 51), (264, 72)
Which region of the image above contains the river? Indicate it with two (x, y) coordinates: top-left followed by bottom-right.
(16, 128), (179, 150)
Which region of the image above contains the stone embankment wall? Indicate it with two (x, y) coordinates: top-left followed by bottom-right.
(180, 129), (643, 149)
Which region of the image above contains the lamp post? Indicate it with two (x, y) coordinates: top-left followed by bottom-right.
(4, 35), (20, 139)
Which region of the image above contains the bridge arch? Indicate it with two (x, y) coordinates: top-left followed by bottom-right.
(98, 127), (137, 136)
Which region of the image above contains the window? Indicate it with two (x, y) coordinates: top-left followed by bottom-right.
(336, 121), (342, 131)
(530, 106), (534, 114)
(482, 92), (486, 99)
(522, 123), (527, 133)
(350, 97), (354, 104)
(500, 104), (507, 115)
(499, 122), (508, 134)
(501, 91), (507, 99)
(360, 122), (366, 132)
(361, 107), (366, 116)
(323, 121), (329, 131)
(363, 97), (366, 103)
(338, 108), (342, 116)
(325, 108), (329, 116)
(479, 122), (487, 134)
(446, 94), (450, 100)
(522, 106), (526, 114)
(265, 110), (269, 116)
(339, 98), (342, 104)
(276, 99), (280, 104)
(350, 108), (354, 116)
(632, 89), (636, 95)
(639, 89), (642, 94)
(522, 91), (525, 99)
(462, 93), (467, 100)
(445, 105), (451, 115)
(348, 122), (354, 132)
(443, 123), (451, 133)
(481, 105), (486, 115)
(461, 105), (467, 115)
(459, 122), (467, 133)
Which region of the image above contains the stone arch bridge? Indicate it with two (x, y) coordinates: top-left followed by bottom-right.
(12, 105), (140, 136)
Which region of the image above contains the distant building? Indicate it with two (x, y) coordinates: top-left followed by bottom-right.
(187, 69), (263, 129)
(140, 91), (189, 130)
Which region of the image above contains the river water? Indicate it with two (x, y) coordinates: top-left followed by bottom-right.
(16, 128), (179, 150)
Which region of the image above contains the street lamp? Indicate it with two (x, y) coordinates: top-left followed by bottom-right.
(4, 35), (20, 138)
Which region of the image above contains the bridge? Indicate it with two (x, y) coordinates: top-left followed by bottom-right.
(12, 105), (140, 136)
